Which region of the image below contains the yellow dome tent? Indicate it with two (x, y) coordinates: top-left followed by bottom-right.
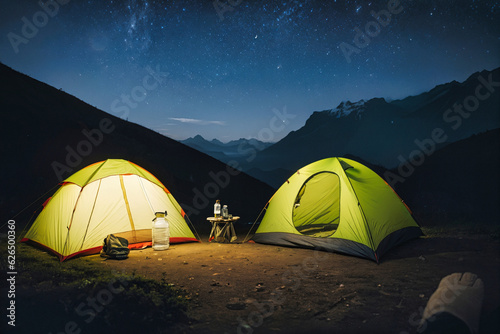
(252, 158), (422, 262)
(21, 159), (198, 261)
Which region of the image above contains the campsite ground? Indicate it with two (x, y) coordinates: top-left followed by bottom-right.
(3, 226), (500, 334)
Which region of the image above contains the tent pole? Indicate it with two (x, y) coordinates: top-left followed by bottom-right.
(79, 179), (102, 251)
(119, 174), (137, 240)
(62, 186), (85, 258)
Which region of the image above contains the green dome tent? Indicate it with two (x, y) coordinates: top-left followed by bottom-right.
(22, 159), (199, 261)
(252, 158), (422, 262)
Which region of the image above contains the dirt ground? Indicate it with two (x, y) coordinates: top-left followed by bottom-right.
(97, 232), (500, 334)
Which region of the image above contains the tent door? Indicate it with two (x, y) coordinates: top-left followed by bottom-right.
(292, 172), (340, 237)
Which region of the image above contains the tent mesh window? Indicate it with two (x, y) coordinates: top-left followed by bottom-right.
(292, 172), (340, 237)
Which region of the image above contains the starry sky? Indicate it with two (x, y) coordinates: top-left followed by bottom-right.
(0, 0), (499, 142)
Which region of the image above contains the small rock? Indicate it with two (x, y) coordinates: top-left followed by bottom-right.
(339, 284), (344, 288)
(419, 294), (425, 298)
(418, 255), (426, 261)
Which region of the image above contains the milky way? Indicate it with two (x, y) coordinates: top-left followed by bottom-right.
(0, 0), (498, 141)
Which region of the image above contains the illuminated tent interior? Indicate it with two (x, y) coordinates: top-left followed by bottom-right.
(22, 159), (198, 261)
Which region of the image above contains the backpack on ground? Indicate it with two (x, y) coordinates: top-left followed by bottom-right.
(100, 234), (130, 260)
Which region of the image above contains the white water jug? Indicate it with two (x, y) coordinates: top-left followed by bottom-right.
(152, 211), (170, 251)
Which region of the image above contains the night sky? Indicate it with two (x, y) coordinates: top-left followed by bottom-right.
(1, 0), (499, 142)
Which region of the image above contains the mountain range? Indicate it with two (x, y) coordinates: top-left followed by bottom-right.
(183, 68), (500, 190)
(246, 67), (499, 173)
(180, 135), (273, 162)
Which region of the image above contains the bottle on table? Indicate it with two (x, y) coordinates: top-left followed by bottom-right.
(214, 199), (221, 218)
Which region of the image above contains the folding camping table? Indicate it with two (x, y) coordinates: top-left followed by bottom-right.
(207, 216), (239, 243)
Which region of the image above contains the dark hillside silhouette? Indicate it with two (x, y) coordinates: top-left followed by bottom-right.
(0, 63), (274, 231)
(397, 129), (500, 225)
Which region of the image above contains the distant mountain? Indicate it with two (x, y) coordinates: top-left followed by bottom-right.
(0, 63), (274, 230)
(244, 68), (500, 173)
(180, 135), (273, 163)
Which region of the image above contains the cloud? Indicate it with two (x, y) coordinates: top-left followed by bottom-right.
(169, 118), (225, 126)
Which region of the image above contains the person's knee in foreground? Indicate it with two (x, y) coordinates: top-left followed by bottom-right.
(418, 272), (484, 334)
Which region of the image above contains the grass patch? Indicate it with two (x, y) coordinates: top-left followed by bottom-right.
(0, 242), (190, 333)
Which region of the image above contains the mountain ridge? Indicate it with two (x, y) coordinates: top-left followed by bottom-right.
(180, 135), (273, 161)
(243, 67), (500, 172)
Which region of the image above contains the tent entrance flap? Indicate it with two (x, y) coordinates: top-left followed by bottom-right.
(292, 172), (340, 237)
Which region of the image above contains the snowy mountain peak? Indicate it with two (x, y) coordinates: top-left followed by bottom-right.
(329, 100), (365, 118)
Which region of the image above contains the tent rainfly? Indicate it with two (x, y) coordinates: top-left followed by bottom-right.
(21, 159), (198, 261)
(252, 157), (422, 262)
